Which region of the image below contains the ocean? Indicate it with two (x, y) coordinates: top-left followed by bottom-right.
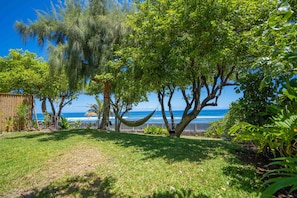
(35, 109), (228, 124)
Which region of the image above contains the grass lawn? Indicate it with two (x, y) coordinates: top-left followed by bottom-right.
(0, 129), (261, 197)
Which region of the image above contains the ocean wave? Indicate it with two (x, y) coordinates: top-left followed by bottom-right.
(65, 115), (223, 122)
(197, 116), (224, 119)
(66, 116), (128, 121)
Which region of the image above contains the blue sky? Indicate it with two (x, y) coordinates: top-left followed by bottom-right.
(0, 0), (242, 113)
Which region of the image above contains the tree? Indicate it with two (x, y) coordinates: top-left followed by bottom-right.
(15, 0), (130, 129)
(235, 69), (279, 126)
(40, 69), (79, 129)
(248, 1), (297, 81)
(125, 0), (274, 137)
(89, 50), (150, 132)
(0, 49), (47, 94)
(0, 49), (78, 129)
(0, 49), (46, 128)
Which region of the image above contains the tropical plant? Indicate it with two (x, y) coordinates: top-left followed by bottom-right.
(4, 117), (14, 132)
(58, 117), (71, 129)
(261, 157), (297, 198)
(85, 96), (103, 129)
(229, 115), (297, 158)
(230, 81), (297, 157)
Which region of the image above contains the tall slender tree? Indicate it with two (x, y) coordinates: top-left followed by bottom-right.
(15, 0), (130, 129)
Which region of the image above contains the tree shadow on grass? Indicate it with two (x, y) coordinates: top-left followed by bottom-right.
(222, 165), (261, 194)
(92, 131), (242, 163)
(21, 173), (117, 198)
(7, 129), (241, 164)
(149, 188), (209, 198)
(6, 130), (259, 195)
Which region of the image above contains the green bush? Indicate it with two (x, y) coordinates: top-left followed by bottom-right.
(74, 120), (82, 128)
(59, 117), (71, 129)
(15, 103), (30, 131)
(230, 81), (297, 157)
(204, 120), (225, 138)
(204, 103), (243, 139)
(229, 112), (297, 157)
(144, 125), (168, 135)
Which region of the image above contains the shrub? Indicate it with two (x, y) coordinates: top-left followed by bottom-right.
(204, 120), (225, 138)
(230, 81), (297, 157)
(144, 125), (168, 135)
(74, 120), (82, 128)
(59, 117), (71, 129)
(229, 113), (297, 158)
(15, 103), (30, 131)
(204, 103), (243, 139)
(4, 116), (14, 132)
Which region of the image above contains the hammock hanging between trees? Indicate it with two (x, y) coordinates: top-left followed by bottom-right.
(113, 107), (156, 127)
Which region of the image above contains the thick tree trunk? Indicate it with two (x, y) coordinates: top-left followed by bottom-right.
(175, 111), (199, 137)
(99, 82), (111, 130)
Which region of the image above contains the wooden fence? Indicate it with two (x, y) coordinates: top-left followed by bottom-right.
(0, 93), (33, 131)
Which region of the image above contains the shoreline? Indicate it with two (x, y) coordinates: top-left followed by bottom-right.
(77, 122), (209, 135)
(118, 122), (209, 131)
(119, 123), (209, 136)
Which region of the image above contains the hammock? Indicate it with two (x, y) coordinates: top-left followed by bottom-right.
(113, 108), (156, 127)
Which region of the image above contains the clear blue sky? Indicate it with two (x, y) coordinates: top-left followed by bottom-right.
(0, 0), (242, 113)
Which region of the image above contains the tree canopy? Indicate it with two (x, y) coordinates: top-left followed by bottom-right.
(0, 49), (47, 94)
(121, 0), (275, 136)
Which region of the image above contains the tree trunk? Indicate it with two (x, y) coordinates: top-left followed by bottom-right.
(175, 118), (192, 138)
(158, 91), (171, 131)
(115, 121), (121, 132)
(167, 88), (175, 130)
(99, 82), (111, 129)
(41, 97), (47, 114)
(48, 98), (57, 128)
(175, 111), (199, 137)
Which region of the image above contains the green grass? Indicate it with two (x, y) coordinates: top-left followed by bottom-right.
(0, 129), (261, 197)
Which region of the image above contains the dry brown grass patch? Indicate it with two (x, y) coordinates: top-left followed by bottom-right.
(9, 143), (107, 197)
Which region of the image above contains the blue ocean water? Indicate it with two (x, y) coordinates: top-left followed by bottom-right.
(35, 109), (228, 124)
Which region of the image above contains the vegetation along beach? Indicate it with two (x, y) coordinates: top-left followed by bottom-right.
(0, 0), (296, 197)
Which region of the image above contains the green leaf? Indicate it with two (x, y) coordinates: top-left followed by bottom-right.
(262, 177), (297, 197)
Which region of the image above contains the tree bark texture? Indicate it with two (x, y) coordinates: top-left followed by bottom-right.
(99, 82), (111, 129)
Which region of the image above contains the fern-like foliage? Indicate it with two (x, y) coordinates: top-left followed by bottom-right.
(229, 113), (297, 157)
(261, 157), (297, 198)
